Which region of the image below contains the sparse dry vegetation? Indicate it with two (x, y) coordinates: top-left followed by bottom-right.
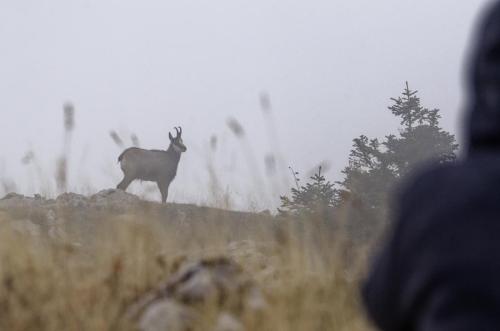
(0, 195), (371, 331)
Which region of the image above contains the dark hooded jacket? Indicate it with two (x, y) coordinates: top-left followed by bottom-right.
(363, 2), (500, 330)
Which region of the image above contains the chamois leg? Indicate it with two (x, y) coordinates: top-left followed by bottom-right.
(157, 181), (169, 204)
(117, 176), (134, 191)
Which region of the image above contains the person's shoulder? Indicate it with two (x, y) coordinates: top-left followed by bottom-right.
(398, 162), (458, 203)
(402, 155), (500, 199)
(393, 158), (489, 229)
(394, 155), (500, 239)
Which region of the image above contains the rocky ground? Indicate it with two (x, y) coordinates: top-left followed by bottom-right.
(0, 190), (366, 331)
(0, 189), (273, 243)
(131, 257), (268, 331)
(0, 190), (282, 331)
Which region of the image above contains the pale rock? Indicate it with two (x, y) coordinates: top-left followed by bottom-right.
(213, 312), (244, 331)
(90, 189), (141, 212)
(139, 299), (195, 331)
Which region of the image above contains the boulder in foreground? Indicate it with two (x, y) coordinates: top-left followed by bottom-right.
(129, 257), (267, 331)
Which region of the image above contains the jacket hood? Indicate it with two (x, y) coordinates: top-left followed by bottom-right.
(467, 2), (500, 153)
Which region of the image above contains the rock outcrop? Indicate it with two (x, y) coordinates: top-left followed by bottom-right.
(0, 190), (274, 242)
(129, 257), (267, 331)
(0, 189), (143, 240)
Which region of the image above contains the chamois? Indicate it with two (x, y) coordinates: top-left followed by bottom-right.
(117, 127), (187, 203)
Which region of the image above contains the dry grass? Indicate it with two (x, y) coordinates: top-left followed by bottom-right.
(0, 204), (372, 331)
(0, 100), (376, 330)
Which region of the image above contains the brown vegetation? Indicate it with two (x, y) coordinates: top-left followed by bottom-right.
(0, 191), (371, 330)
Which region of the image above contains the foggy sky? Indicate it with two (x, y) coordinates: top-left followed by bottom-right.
(0, 0), (490, 210)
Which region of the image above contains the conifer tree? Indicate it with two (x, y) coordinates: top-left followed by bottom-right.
(279, 166), (335, 219)
(278, 83), (458, 236)
(338, 83), (458, 238)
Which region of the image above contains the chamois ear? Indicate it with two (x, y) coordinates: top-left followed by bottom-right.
(169, 132), (174, 141)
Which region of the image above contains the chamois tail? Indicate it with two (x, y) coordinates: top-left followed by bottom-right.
(118, 149), (128, 163)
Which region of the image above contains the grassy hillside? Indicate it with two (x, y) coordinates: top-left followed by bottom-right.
(0, 190), (372, 330)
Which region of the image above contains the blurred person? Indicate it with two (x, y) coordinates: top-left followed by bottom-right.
(363, 2), (500, 330)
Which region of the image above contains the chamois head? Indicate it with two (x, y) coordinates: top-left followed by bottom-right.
(169, 126), (187, 153)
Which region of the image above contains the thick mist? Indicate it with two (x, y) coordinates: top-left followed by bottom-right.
(0, 0), (489, 210)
